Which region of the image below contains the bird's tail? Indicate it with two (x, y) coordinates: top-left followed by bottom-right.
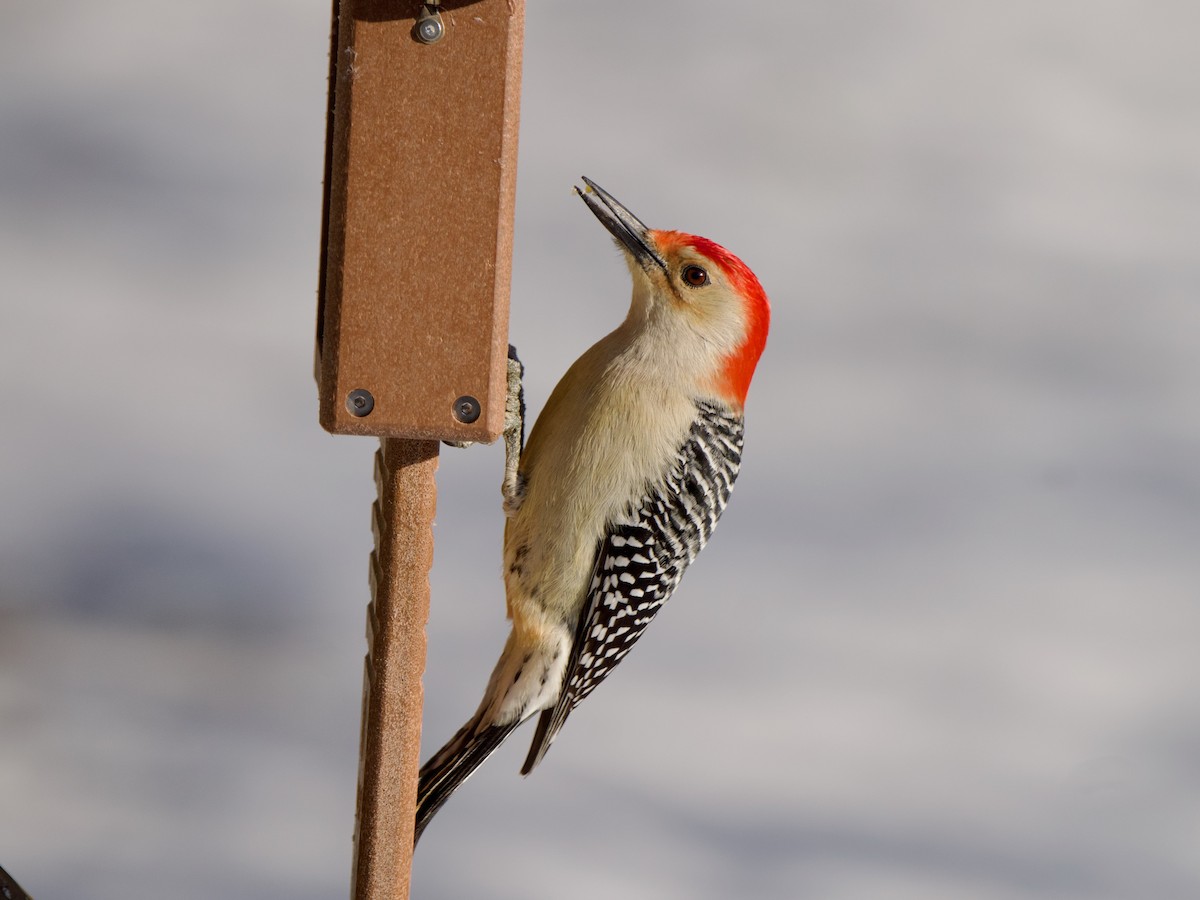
(415, 713), (520, 845)
(520, 700), (572, 775)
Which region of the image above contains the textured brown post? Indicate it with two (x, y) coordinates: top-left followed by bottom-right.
(354, 438), (439, 897)
(315, 0), (525, 897)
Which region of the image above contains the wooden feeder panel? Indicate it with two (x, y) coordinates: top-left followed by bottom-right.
(317, 0), (524, 443)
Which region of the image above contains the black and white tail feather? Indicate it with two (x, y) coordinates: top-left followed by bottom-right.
(415, 399), (743, 843)
(415, 714), (519, 844)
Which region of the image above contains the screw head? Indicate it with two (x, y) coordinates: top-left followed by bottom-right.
(414, 13), (445, 44)
(452, 395), (481, 424)
(346, 389), (374, 417)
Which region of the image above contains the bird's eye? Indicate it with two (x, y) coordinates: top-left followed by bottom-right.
(681, 265), (709, 287)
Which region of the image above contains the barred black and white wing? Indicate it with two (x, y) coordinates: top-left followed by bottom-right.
(520, 400), (744, 773)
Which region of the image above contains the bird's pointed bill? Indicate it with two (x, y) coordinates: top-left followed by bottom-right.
(575, 177), (667, 271)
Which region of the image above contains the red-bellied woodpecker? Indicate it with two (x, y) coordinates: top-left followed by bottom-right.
(416, 177), (770, 842)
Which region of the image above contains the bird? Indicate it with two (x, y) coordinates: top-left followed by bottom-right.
(416, 176), (770, 843)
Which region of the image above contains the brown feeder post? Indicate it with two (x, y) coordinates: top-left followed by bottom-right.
(315, 1), (524, 897)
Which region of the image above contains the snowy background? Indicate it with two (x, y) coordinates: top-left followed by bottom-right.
(3, 2), (1199, 898)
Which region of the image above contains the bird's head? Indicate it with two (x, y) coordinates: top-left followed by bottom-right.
(576, 177), (770, 409)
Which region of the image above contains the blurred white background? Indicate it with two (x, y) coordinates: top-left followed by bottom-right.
(2, 2), (1199, 898)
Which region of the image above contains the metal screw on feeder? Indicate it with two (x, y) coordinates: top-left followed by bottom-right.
(414, 4), (445, 44)
(346, 389), (375, 417)
(452, 395), (481, 424)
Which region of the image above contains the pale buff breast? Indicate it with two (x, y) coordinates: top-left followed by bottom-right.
(502, 326), (723, 634)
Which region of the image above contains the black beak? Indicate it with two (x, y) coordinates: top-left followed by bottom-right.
(574, 177), (668, 272)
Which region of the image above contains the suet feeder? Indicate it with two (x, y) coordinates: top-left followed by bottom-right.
(315, 1), (525, 896)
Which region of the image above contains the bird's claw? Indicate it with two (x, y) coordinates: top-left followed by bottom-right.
(501, 345), (526, 516)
